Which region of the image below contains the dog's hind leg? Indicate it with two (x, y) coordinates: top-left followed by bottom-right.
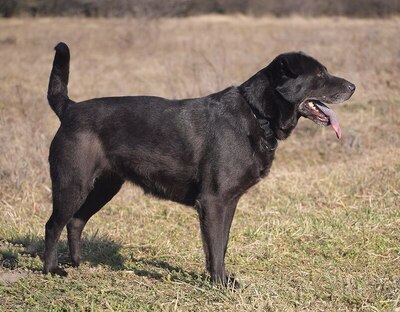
(66, 173), (123, 267)
(44, 136), (103, 276)
(44, 176), (91, 276)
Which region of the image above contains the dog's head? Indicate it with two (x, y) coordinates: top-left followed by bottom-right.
(270, 52), (355, 139)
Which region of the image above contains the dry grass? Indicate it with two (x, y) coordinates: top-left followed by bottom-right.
(0, 16), (399, 311)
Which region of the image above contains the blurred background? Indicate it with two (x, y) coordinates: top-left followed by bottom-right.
(1, 0), (400, 17)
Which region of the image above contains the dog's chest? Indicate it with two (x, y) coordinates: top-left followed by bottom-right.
(258, 150), (275, 179)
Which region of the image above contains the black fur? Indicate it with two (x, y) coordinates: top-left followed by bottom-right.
(43, 43), (355, 286)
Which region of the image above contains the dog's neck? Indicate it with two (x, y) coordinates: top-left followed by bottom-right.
(238, 85), (277, 151)
(239, 68), (300, 141)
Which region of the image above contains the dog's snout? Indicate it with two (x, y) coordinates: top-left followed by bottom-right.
(347, 82), (356, 92)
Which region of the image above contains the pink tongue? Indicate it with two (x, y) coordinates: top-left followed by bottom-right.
(315, 104), (342, 139)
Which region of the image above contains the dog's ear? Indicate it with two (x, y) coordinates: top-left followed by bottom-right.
(275, 53), (303, 103)
(279, 54), (301, 79)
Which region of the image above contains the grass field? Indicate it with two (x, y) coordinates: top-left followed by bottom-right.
(0, 16), (399, 311)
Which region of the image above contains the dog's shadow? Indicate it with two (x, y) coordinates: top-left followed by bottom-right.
(0, 235), (205, 285)
(0, 234), (124, 272)
(128, 256), (206, 285)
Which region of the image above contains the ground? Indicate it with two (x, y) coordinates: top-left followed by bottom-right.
(0, 16), (399, 311)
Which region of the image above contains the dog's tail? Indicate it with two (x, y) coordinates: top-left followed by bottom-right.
(47, 42), (74, 120)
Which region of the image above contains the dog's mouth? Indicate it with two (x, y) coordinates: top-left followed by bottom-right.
(300, 100), (341, 139)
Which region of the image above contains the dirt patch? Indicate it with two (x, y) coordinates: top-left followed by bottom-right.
(0, 270), (27, 285)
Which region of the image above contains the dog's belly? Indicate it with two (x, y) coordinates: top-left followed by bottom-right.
(111, 153), (199, 206)
(127, 171), (199, 206)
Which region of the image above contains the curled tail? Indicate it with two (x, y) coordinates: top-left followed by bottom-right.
(47, 42), (74, 119)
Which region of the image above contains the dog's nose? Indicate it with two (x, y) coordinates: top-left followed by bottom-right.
(348, 83), (356, 92)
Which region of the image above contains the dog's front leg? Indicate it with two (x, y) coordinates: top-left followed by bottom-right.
(196, 196), (240, 288)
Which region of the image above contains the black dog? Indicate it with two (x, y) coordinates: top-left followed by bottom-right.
(44, 42), (355, 286)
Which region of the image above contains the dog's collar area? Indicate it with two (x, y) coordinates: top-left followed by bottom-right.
(255, 115), (277, 151)
(238, 87), (277, 151)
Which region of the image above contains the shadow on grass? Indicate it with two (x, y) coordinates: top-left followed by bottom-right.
(0, 234), (124, 271)
(129, 256), (207, 285)
(1, 235), (208, 286)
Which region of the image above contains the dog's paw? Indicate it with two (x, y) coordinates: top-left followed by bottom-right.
(52, 267), (68, 277)
(226, 275), (241, 289)
(211, 272), (241, 289)
(71, 258), (81, 268)
(44, 266), (68, 277)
